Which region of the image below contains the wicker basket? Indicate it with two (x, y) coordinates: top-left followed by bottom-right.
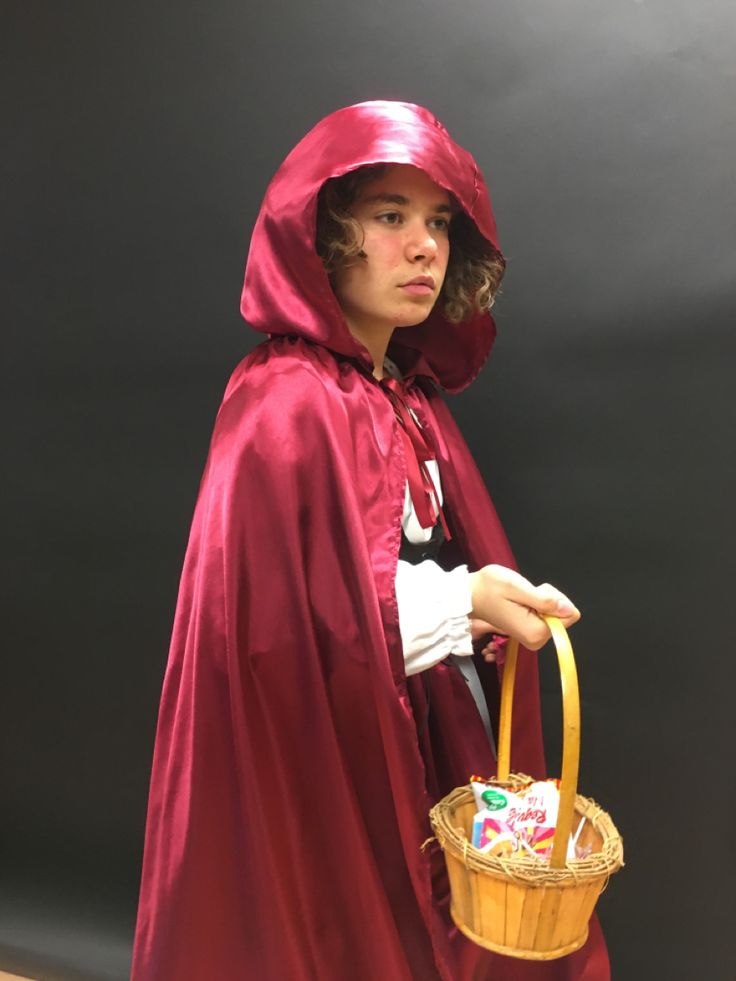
(429, 616), (624, 960)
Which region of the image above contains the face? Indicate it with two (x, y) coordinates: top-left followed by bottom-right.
(330, 164), (452, 335)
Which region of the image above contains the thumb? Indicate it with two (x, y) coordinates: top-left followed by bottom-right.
(533, 583), (579, 620)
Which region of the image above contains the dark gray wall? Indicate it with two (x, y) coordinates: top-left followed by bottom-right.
(2, 2), (734, 979)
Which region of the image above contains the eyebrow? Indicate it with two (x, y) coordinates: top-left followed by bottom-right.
(360, 192), (453, 214)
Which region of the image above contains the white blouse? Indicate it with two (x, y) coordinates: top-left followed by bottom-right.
(387, 359), (496, 749)
(395, 479), (475, 677)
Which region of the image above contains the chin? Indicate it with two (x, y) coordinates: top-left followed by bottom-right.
(393, 302), (438, 329)
(393, 319), (429, 330)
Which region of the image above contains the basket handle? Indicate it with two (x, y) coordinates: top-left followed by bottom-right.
(495, 615), (580, 870)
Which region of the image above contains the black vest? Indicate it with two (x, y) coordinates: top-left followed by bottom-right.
(398, 521), (445, 565)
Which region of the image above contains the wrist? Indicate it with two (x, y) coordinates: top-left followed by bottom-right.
(468, 569), (482, 618)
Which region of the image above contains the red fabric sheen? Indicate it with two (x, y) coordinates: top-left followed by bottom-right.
(131, 101), (608, 980)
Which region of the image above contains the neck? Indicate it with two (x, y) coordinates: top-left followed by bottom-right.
(344, 318), (395, 380)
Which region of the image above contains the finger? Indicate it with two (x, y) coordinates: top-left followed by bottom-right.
(482, 639), (498, 661)
(470, 618), (495, 642)
(516, 608), (552, 650)
(469, 599), (549, 651)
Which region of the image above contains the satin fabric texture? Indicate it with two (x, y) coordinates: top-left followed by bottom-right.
(131, 101), (609, 980)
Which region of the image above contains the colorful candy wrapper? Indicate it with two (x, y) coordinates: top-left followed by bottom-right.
(470, 777), (560, 828)
(469, 776), (589, 862)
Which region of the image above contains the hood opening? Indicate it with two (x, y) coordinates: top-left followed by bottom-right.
(241, 100), (504, 393)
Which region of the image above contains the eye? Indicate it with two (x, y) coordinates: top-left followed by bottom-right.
(429, 217), (450, 232)
(376, 211), (403, 225)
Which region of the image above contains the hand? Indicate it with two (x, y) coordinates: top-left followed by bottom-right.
(468, 565), (580, 652)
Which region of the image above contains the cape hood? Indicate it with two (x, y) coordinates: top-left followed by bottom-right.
(241, 100), (502, 393)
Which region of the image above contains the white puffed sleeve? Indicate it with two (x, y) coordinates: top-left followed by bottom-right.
(395, 559), (474, 677)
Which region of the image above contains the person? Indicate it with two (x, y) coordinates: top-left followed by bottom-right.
(131, 100), (610, 980)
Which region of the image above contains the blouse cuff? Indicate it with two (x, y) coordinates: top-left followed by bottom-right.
(395, 560), (474, 677)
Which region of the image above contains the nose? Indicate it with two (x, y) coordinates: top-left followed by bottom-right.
(404, 220), (438, 263)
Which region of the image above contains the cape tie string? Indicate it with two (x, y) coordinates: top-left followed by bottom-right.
(380, 377), (452, 542)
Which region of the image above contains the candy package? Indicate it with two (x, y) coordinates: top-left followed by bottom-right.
(469, 776), (591, 862)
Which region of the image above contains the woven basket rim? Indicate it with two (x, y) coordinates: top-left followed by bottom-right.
(429, 777), (624, 886)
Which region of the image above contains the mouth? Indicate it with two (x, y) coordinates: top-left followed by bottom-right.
(399, 275), (435, 296)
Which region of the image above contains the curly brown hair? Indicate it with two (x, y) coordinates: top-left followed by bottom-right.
(315, 164), (505, 323)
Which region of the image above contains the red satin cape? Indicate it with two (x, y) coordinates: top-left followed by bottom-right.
(131, 102), (609, 980)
